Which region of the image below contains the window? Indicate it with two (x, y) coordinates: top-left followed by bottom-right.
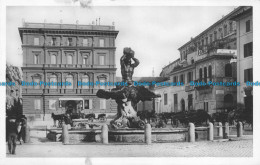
(187, 71), (193, 82)
(99, 39), (105, 47)
(100, 99), (106, 109)
(174, 94), (178, 112)
(83, 39), (88, 46)
(99, 55), (105, 65)
(210, 34), (213, 43)
(51, 54), (57, 64)
(50, 75), (57, 89)
(205, 37), (208, 45)
(51, 37), (56, 46)
(246, 20), (251, 32)
(173, 76), (178, 84)
(180, 74), (185, 84)
(34, 38), (39, 45)
(49, 100), (56, 110)
(82, 75), (89, 89)
(164, 93), (168, 105)
(208, 65), (212, 81)
(229, 22), (233, 32)
(204, 102), (209, 112)
(34, 78), (40, 89)
(204, 67), (207, 82)
(214, 31), (217, 41)
(34, 99), (41, 110)
(68, 38), (72, 46)
(99, 79), (105, 89)
(188, 94), (193, 111)
(34, 54), (39, 64)
(66, 75), (73, 89)
(199, 68), (203, 81)
(225, 64), (232, 77)
(83, 58), (88, 65)
(191, 58), (194, 64)
(67, 54), (73, 64)
(244, 42), (253, 58)
(224, 25), (227, 36)
(84, 100), (91, 109)
(244, 68), (253, 82)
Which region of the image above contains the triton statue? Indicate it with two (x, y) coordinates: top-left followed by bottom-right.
(96, 47), (160, 129)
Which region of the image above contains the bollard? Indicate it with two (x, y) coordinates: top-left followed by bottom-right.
(208, 122), (214, 141)
(188, 123), (195, 142)
(223, 122), (229, 139)
(145, 124), (152, 145)
(217, 122), (223, 137)
(24, 125), (30, 143)
(62, 124), (69, 144)
(46, 125), (50, 137)
(101, 124), (108, 144)
(237, 121), (243, 137)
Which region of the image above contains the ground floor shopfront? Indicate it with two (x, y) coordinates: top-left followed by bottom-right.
(22, 94), (117, 126)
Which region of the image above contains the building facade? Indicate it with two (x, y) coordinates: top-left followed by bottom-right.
(19, 22), (119, 124)
(230, 7), (253, 111)
(154, 7), (249, 114)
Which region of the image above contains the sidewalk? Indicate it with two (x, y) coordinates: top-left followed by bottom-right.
(7, 134), (253, 157)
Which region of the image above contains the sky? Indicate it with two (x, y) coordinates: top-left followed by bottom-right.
(6, 6), (236, 77)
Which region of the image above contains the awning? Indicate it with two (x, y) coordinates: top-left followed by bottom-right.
(58, 98), (84, 101)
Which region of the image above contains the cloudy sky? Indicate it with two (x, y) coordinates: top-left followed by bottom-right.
(6, 5), (236, 77)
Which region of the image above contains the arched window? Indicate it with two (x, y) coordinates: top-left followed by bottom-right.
(225, 64), (232, 77)
(66, 75), (73, 89)
(50, 74), (57, 89)
(67, 55), (73, 64)
(82, 75), (89, 89)
(204, 67), (207, 82)
(199, 68), (203, 81)
(208, 65), (212, 81)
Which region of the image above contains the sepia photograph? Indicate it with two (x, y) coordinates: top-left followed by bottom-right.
(1, 0), (260, 164)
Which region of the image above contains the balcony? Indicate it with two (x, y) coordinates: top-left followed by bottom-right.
(23, 64), (116, 69)
(193, 77), (237, 90)
(22, 88), (112, 95)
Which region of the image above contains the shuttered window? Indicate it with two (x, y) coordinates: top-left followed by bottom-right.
(244, 42), (253, 58)
(100, 99), (106, 109)
(34, 99), (41, 110)
(244, 68), (253, 82)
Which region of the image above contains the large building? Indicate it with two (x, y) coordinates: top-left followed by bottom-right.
(19, 22), (119, 124)
(154, 7), (250, 114)
(230, 7), (253, 111)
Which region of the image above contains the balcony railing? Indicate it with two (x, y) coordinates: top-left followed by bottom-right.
(24, 64), (116, 69)
(22, 88), (115, 95)
(193, 77), (237, 90)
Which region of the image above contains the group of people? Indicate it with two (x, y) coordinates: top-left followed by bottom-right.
(6, 115), (27, 155)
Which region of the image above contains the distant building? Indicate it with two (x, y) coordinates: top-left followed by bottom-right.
(154, 7), (250, 114)
(230, 7), (253, 110)
(19, 22), (119, 124)
(6, 64), (23, 116)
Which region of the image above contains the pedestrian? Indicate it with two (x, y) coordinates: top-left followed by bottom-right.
(6, 116), (19, 155)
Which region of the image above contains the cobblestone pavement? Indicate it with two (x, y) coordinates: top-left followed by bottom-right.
(6, 135), (252, 157)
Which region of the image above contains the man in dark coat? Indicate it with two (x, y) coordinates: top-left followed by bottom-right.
(6, 117), (19, 154)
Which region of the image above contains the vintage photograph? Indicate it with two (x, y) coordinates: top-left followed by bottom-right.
(5, 2), (254, 158)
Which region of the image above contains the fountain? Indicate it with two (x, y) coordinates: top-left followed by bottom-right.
(97, 47), (161, 129)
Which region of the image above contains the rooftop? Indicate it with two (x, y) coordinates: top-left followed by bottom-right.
(178, 6), (245, 50)
(21, 22), (116, 31)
